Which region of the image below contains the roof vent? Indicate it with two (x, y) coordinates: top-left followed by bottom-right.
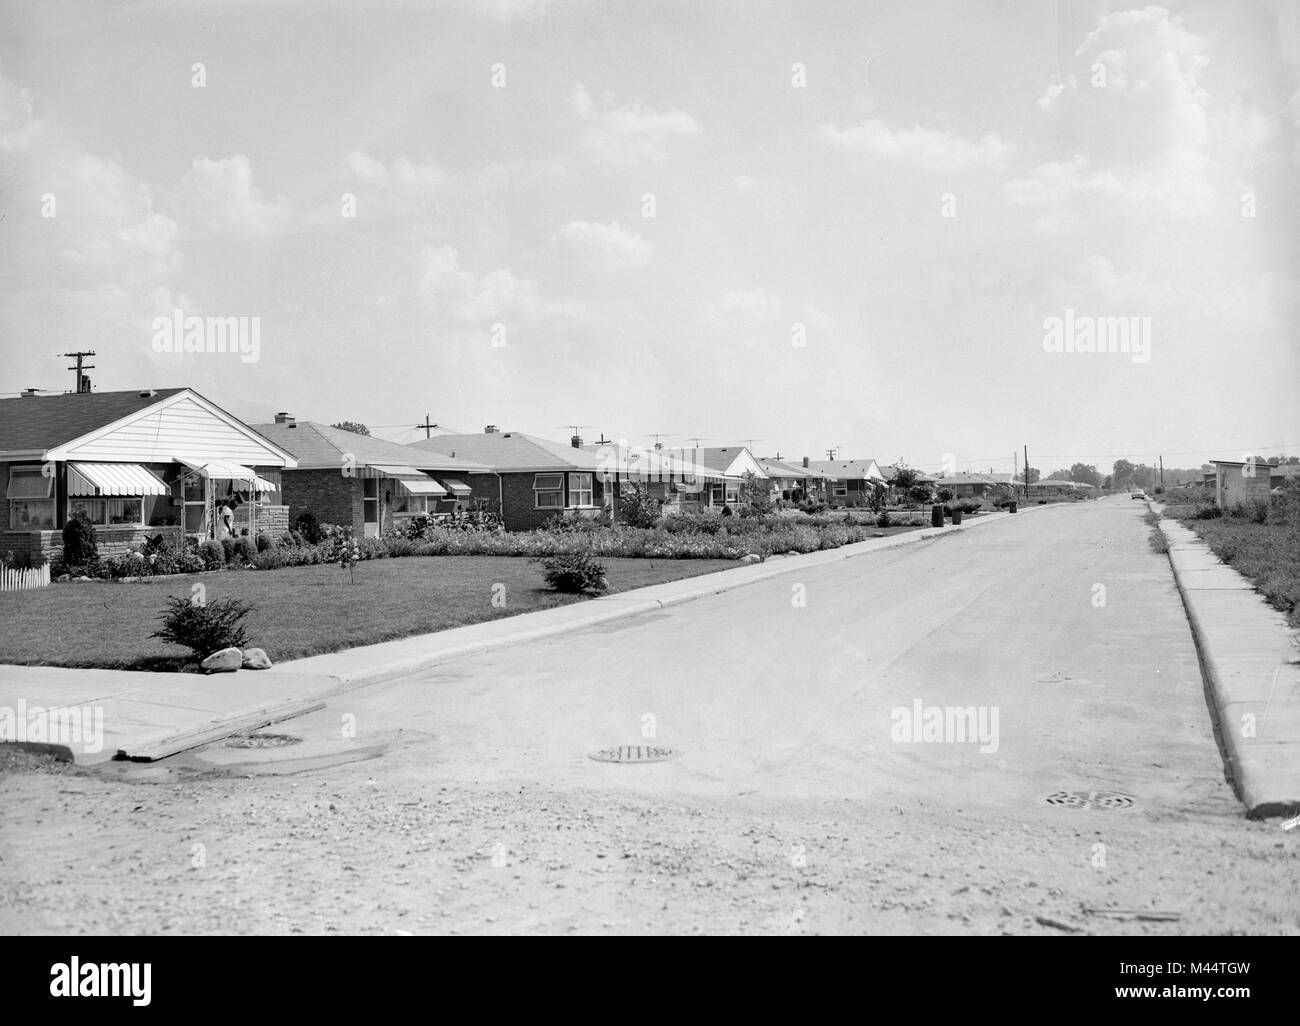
(139, 389), (156, 398)
(484, 424), (498, 433)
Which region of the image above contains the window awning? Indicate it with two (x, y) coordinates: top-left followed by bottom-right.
(173, 456), (277, 491)
(437, 477), (472, 496)
(68, 462), (169, 497)
(393, 476), (447, 497)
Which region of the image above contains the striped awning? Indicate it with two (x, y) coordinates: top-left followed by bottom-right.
(68, 462), (169, 497)
(437, 477), (472, 496)
(173, 456), (277, 491)
(393, 475), (446, 497)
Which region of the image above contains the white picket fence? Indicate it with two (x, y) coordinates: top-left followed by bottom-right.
(0, 563), (51, 592)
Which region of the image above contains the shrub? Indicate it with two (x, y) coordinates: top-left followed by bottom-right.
(252, 549), (286, 571)
(255, 532), (273, 552)
(150, 595), (254, 658)
(403, 514), (433, 540)
(61, 515), (98, 566)
(233, 537), (258, 564)
(877, 510), (892, 528)
(936, 487), (954, 503)
(198, 539), (226, 569)
(539, 551), (608, 594)
(293, 511), (324, 545)
(617, 483), (663, 529)
(799, 500), (828, 515)
(220, 537), (238, 563)
(1148, 527), (1170, 554)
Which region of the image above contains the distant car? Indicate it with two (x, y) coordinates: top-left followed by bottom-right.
(1131, 491), (1146, 499)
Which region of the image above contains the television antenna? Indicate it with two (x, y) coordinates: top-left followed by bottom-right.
(685, 436), (713, 448)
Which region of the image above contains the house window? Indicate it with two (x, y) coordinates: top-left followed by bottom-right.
(833, 486), (848, 498)
(534, 473), (565, 509)
(568, 473), (594, 508)
(725, 485), (739, 505)
(7, 465), (54, 529)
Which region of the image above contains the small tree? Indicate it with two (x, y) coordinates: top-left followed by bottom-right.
(908, 483), (933, 507)
(738, 471), (773, 518)
(617, 482), (662, 528)
(330, 421), (370, 436)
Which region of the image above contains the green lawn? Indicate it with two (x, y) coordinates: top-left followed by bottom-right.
(0, 555), (738, 671)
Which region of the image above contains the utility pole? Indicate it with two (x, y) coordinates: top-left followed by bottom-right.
(413, 415), (438, 439)
(825, 447), (839, 461)
(1013, 451), (1018, 489)
(62, 350), (95, 393)
(1159, 455), (1164, 487)
(1024, 445), (1030, 497)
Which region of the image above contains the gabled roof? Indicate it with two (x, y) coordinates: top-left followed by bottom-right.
(0, 388), (187, 454)
(695, 446), (767, 479)
(756, 458), (833, 481)
(411, 431), (600, 473)
(253, 422), (490, 473)
(0, 387), (298, 467)
(805, 458), (888, 482)
(934, 473), (1014, 487)
(581, 443), (728, 481)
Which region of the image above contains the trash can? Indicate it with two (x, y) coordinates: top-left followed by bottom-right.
(1009, 500), (1018, 513)
(931, 504), (944, 528)
(951, 507), (963, 525)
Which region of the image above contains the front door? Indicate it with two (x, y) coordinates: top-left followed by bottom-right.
(362, 478), (379, 538)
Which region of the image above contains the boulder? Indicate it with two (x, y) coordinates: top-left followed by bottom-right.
(241, 647), (273, 670)
(740, 553), (762, 564)
(201, 647), (242, 673)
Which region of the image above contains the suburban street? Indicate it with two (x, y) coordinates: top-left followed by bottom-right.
(2, 497), (1295, 935)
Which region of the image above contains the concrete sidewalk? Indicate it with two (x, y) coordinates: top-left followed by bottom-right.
(1154, 509), (1300, 817)
(0, 509), (1027, 764)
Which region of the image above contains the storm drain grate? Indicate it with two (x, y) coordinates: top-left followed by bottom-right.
(225, 732), (305, 749)
(589, 745), (678, 764)
(1044, 789), (1137, 811)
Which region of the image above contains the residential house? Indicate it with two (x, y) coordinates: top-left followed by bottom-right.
(1, 387), (298, 562)
(934, 472), (1015, 500)
(1209, 459), (1274, 509)
(1269, 462), (1300, 492)
(806, 458), (888, 506)
(755, 457), (833, 503)
(410, 426), (608, 531)
(694, 446), (769, 509)
(582, 442), (728, 516)
(253, 414), (490, 538)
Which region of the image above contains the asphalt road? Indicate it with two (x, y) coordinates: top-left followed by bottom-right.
(3, 498), (1296, 934)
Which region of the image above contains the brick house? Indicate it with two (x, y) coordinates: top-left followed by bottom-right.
(692, 447), (768, 509)
(0, 388), (297, 563)
(805, 458), (889, 506)
(581, 442), (729, 516)
(932, 473), (1015, 500)
(410, 427), (609, 531)
(252, 415), (490, 538)
(755, 457), (832, 503)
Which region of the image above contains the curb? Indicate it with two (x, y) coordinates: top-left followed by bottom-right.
(117, 699), (328, 763)
(279, 511), (1023, 695)
(1151, 504), (1300, 818)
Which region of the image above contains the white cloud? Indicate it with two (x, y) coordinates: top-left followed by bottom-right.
(708, 288), (784, 326)
(418, 243), (581, 324)
(572, 82), (701, 164)
(820, 119), (1012, 171)
(802, 303), (832, 330)
(552, 220), (652, 270)
(175, 155), (291, 237)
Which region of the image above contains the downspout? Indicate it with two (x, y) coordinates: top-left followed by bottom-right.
(495, 472), (504, 527)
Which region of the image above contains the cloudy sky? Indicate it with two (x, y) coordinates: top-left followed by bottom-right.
(1, 0), (1296, 475)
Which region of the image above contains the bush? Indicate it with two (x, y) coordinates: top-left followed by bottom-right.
(233, 537), (258, 564)
(936, 487), (954, 503)
(150, 595), (254, 658)
(877, 510), (892, 528)
(220, 536), (238, 563)
(252, 549), (286, 571)
(61, 515), (98, 566)
(618, 483), (663, 529)
(293, 511), (324, 545)
(539, 552), (608, 594)
(255, 532), (273, 552)
(198, 539), (226, 569)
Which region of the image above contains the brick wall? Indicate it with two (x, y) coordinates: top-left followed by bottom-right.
(469, 471), (606, 531)
(280, 469), (361, 530)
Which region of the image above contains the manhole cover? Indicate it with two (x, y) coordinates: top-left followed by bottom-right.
(1044, 789), (1137, 810)
(588, 745), (678, 764)
(225, 732), (304, 749)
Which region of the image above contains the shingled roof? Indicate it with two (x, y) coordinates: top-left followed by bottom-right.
(0, 388), (187, 454)
(253, 421), (490, 473)
(411, 431), (600, 472)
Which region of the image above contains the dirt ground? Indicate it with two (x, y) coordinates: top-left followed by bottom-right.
(1, 746), (1295, 936)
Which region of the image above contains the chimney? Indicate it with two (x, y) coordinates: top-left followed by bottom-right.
(802, 456), (809, 468)
(485, 424), (498, 434)
(274, 412), (295, 426)
(571, 434), (582, 449)
(139, 389), (156, 398)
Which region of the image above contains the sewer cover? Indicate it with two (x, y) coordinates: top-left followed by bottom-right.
(225, 732), (304, 749)
(588, 745), (678, 764)
(1044, 789), (1137, 811)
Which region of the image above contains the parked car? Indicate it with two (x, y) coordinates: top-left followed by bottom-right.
(1131, 491), (1147, 499)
